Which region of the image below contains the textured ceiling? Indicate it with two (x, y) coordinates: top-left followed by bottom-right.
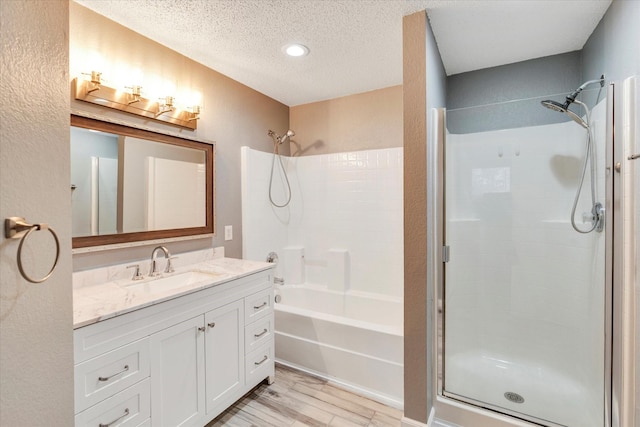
(73, 0), (612, 106)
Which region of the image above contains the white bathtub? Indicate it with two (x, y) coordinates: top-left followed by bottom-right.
(274, 284), (404, 408)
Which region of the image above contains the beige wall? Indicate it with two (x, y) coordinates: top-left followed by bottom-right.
(402, 11), (429, 424)
(403, 9), (448, 423)
(289, 86), (402, 156)
(0, 1), (75, 425)
(70, 3), (289, 268)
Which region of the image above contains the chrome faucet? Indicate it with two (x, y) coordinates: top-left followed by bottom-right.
(149, 246), (174, 276)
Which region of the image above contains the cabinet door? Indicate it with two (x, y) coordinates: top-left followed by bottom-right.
(204, 300), (244, 415)
(150, 316), (205, 427)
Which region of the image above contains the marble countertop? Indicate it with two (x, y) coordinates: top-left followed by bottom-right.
(73, 257), (274, 329)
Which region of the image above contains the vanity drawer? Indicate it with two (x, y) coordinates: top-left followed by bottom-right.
(244, 288), (273, 324)
(74, 378), (150, 427)
(244, 313), (273, 355)
(245, 342), (274, 386)
(75, 338), (150, 413)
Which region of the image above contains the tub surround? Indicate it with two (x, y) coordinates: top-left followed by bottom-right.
(73, 248), (273, 328)
(242, 146), (404, 298)
(242, 146), (405, 408)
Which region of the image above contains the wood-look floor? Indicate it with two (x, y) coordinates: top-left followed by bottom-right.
(206, 364), (403, 427)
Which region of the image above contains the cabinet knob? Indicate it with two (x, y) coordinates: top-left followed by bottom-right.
(197, 326), (206, 332)
(208, 322), (215, 328)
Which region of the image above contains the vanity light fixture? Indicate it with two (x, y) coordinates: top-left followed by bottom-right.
(156, 96), (175, 117)
(126, 85), (142, 105)
(73, 74), (199, 130)
(187, 105), (201, 122)
(81, 71), (102, 94)
(283, 43), (309, 57)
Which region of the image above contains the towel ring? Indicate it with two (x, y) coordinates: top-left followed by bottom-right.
(5, 217), (60, 284)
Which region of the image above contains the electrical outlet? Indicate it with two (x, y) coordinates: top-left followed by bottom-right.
(224, 225), (233, 241)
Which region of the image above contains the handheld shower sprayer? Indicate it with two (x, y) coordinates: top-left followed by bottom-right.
(267, 129), (296, 207)
(539, 75), (606, 234)
(268, 129), (296, 145)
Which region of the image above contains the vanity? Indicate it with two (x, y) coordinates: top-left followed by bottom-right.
(72, 255), (275, 427)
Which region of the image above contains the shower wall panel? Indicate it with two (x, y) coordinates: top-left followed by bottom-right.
(241, 147), (403, 298)
(241, 147), (289, 280)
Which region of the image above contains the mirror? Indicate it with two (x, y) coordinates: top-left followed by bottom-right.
(70, 115), (214, 249)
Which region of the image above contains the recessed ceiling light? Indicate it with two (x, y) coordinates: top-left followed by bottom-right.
(283, 43), (309, 57)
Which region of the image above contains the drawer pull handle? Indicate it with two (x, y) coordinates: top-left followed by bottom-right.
(253, 302), (267, 310)
(98, 365), (129, 382)
(99, 408), (129, 427)
(254, 328), (268, 338)
(254, 355), (268, 366)
(208, 322), (216, 328)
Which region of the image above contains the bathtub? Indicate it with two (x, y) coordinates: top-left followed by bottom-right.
(274, 284), (404, 408)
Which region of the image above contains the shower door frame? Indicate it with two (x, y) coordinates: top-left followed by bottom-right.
(429, 82), (620, 427)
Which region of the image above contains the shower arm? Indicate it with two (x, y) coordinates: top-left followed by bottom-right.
(565, 77), (605, 104)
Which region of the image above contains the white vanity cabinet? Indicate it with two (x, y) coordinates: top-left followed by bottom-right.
(203, 300), (244, 413)
(73, 269), (274, 427)
(149, 315), (205, 427)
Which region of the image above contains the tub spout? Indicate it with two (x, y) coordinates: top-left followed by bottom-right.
(274, 276), (284, 286)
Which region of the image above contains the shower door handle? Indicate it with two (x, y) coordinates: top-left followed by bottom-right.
(442, 246), (450, 263)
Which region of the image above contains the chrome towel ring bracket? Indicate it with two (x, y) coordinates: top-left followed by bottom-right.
(4, 216), (60, 284)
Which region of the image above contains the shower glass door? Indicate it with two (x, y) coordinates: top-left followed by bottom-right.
(442, 91), (608, 427)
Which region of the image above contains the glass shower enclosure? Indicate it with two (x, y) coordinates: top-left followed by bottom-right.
(440, 89), (610, 426)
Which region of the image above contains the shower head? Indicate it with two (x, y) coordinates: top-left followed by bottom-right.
(541, 99), (568, 113)
(280, 129), (295, 144)
(540, 76), (604, 129)
(541, 99), (588, 128)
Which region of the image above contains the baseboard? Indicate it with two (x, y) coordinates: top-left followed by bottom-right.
(401, 408), (465, 427)
(401, 408), (438, 427)
(401, 416), (428, 427)
(428, 407), (435, 426)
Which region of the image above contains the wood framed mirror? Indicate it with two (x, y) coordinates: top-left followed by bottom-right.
(71, 115), (214, 249)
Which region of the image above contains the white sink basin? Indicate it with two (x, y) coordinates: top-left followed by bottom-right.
(124, 271), (220, 294)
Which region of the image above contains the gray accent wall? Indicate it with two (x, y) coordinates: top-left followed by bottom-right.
(446, 52), (583, 133)
(582, 0), (640, 85)
(447, 0), (640, 136)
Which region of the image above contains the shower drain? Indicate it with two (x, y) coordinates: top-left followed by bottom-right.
(504, 392), (525, 404)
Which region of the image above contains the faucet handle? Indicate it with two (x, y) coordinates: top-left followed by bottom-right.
(165, 256), (178, 273)
(126, 264), (144, 281)
(149, 259), (161, 277)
